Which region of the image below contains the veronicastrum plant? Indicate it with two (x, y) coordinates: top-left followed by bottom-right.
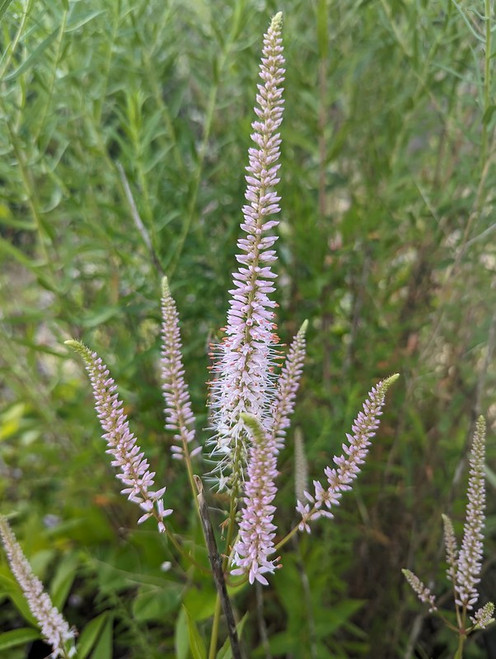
(0, 13), (397, 656)
(63, 12), (399, 590)
(403, 416), (494, 657)
(2, 10), (490, 658)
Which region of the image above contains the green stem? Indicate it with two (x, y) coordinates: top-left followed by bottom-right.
(164, 526), (209, 576)
(209, 595), (222, 659)
(275, 505), (320, 552)
(481, 0), (492, 169)
(454, 631), (466, 659)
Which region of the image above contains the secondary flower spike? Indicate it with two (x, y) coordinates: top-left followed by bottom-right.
(0, 516), (76, 658)
(208, 11), (285, 490)
(231, 323), (307, 584)
(455, 416), (487, 610)
(65, 340), (172, 533)
(231, 413), (280, 585)
(297, 374), (399, 532)
(270, 320), (307, 452)
(160, 276), (200, 461)
(403, 415), (493, 639)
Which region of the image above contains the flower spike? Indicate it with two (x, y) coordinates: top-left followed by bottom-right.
(270, 320), (307, 452)
(160, 277), (200, 461)
(231, 413), (280, 585)
(297, 374), (399, 531)
(455, 416), (487, 610)
(0, 516), (76, 658)
(442, 513), (458, 584)
(402, 569), (437, 612)
(208, 12), (285, 490)
(471, 602), (495, 630)
(65, 340), (172, 533)
(403, 415), (494, 644)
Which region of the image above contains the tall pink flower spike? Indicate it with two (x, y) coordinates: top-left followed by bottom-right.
(208, 12), (286, 491)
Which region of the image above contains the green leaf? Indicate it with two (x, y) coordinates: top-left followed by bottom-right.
(183, 585), (217, 621)
(76, 613), (111, 659)
(50, 553), (78, 611)
(175, 607), (189, 659)
(0, 0), (16, 23)
(315, 0), (329, 59)
(132, 584), (181, 622)
(482, 104), (496, 126)
(88, 614), (113, 659)
(66, 9), (106, 33)
(4, 28), (59, 82)
(183, 605), (206, 659)
(0, 627), (40, 651)
(0, 573), (36, 625)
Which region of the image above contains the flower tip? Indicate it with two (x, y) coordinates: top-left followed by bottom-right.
(161, 276), (170, 295)
(299, 319), (309, 336)
(272, 11), (283, 25)
(384, 373), (400, 388)
(64, 339), (87, 357)
(64, 339), (91, 362)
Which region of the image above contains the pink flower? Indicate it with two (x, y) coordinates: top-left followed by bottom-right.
(160, 277), (200, 461)
(231, 413), (279, 585)
(0, 516), (76, 658)
(298, 375), (399, 531)
(231, 321), (307, 584)
(66, 340), (172, 534)
(270, 321), (307, 452)
(455, 416), (487, 610)
(208, 12), (285, 490)
(402, 569), (437, 613)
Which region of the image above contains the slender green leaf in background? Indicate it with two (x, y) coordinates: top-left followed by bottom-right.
(0, 627), (40, 651)
(0, 0), (16, 24)
(76, 613), (112, 659)
(183, 605), (207, 659)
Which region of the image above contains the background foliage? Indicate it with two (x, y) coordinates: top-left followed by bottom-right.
(0, 0), (495, 656)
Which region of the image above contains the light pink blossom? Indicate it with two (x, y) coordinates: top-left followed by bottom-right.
(65, 340), (172, 534)
(0, 516), (76, 658)
(231, 320), (307, 583)
(208, 12), (285, 489)
(231, 413), (279, 585)
(270, 321), (307, 452)
(160, 277), (200, 461)
(402, 568), (437, 613)
(455, 416), (487, 610)
(298, 374), (399, 532)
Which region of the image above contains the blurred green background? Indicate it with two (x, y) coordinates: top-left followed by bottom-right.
(0, 0), (495, 656)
